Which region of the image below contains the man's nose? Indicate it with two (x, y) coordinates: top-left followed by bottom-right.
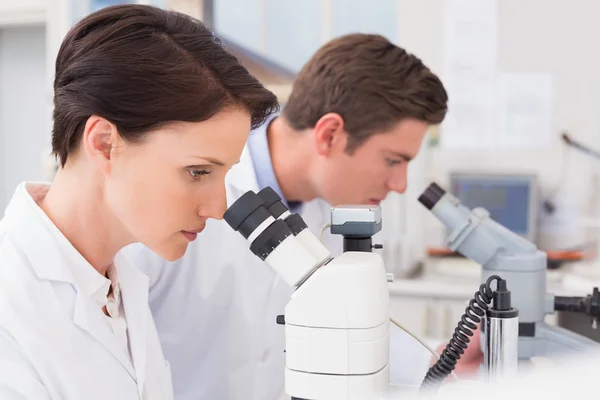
(386, 169), (407, 194)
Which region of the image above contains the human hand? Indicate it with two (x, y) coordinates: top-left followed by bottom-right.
(432, 325), (483, 378)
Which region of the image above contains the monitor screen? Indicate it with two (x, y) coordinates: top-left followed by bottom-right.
(450, 174), (536, 239)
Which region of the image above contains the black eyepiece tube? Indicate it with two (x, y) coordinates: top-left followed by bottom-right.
(257, 186), (289, 218)
(555, 288), (600, 319)
(223, 191), (272, 239)
(418, 182), (446, 210)
(554, 296), (587, 313)
(257, 186), (281, 206)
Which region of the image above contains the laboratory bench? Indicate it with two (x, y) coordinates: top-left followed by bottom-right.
(388, 257), (600, 343)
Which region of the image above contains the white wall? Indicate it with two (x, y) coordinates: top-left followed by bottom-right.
(0, 25), (48, 211)
(396, 0), (600, 251)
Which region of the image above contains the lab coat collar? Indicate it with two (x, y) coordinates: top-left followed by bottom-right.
(4, 183), (114, 302)
(2, 182), (76, 285)
(2, 182), (148, 391)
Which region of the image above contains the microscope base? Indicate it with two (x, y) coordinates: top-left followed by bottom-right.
(517, 321), (600, 359)
(286, 364), (390, 400)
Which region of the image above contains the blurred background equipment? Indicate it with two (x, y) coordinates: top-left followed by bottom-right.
(449, 172), (539, 243)
(562, 132), (600, 161)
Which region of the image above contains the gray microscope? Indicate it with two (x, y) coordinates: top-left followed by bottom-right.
(418, 182), (600, 361)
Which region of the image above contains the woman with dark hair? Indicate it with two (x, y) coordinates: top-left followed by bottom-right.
(0, 4), (278, 400)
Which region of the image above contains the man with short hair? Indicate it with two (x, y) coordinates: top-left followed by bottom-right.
(123, 33), (449, 400)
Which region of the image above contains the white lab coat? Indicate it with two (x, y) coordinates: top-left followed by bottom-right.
(121, 146), (435, 400)
(0, 183), (173, 400)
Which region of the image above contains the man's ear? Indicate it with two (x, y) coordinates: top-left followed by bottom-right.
(313, 112), (347, 156)
(81, 115), (120, 174)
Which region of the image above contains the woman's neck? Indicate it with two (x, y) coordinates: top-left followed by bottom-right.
(38, 167), (132, 276)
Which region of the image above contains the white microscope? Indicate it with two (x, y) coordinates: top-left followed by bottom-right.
(224, 186), (519, 399)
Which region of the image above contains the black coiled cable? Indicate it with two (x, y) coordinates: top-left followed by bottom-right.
(420, 275), (503, 390)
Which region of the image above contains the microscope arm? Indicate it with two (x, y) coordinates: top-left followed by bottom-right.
(419, 183), (539, 266)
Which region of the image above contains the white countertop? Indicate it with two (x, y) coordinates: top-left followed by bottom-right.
(388, 257), (600, 299)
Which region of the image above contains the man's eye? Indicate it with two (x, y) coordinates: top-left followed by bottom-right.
(386, 159), (402, 166)
(189, 169), (211, 179)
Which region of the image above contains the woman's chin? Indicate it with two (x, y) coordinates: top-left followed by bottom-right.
(151, 241), (189, 262)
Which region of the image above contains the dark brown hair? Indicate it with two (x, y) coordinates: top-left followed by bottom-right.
(52, 4), (279, 166)
(283, 33), (448, 153)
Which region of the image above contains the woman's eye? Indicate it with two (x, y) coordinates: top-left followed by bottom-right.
(189, 169), (211, 179)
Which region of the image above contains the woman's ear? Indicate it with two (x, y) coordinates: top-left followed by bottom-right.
(313, 112), (347, 156)
(82, 115), (120, 174)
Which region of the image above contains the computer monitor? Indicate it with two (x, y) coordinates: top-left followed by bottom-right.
(449, 172), (539, 243)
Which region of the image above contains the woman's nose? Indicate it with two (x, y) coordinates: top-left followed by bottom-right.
(197, 184), (228, 220)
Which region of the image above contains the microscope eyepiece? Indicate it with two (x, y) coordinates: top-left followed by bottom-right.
(257, 187), (288, 219)
(224, 188), (330, 287)
(223, 191), (272, 239)
(257, 186), (281, 206)
(224, 190), (294, 260)
(257, 187), (310, 235)
(418, 182), (446, 210)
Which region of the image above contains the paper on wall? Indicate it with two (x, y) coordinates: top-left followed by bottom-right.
(441, 101), (496, 149)
(440, 0), (555, 149)
(497, 73), (554, 148)
(442, 0), (498, 71)
(442, 72), (555, 149)
(441, 0), (498, 149)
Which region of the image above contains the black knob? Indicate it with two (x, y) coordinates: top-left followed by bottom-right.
(418, 182), (446, 210)
(588, 287), (600, 317)
(258, 187), (289, 218)
(276, 315), (285, 325)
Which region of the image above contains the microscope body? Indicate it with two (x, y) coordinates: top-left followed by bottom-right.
(284, 205), (406, 399)
(224, 191), (419, 399)
(284, 251), (392, 399)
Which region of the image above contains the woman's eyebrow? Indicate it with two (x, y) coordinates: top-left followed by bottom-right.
(191, 156), (225, 167)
